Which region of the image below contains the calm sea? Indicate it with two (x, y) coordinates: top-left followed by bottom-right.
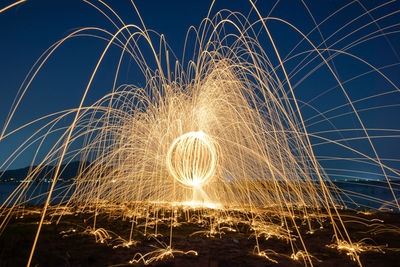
(0, 182), (73, 206)
(0, 181), (399, 211)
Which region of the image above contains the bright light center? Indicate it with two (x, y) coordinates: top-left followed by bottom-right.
(167, 131), (216, 188)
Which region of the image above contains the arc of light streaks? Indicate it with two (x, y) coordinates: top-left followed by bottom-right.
(0, 0), (26, 14)
(0, 1), (399, 266)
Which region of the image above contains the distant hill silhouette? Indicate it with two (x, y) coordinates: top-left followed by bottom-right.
(0, 161), (91, 182)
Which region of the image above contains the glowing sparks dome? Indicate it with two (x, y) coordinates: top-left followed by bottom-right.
(167, 131), (217, 188)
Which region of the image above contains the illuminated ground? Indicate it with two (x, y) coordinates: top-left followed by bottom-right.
(1, 207), (399, 266)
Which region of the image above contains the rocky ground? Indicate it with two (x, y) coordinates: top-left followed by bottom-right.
(0, 208), (400, 266)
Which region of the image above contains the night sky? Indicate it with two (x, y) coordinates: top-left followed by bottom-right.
(0, 0), (400, 181)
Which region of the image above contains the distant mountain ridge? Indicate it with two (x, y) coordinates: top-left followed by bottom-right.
(0, 161), (90, 182)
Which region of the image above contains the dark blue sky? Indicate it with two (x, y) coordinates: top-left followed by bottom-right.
(0, 0), (399, 181)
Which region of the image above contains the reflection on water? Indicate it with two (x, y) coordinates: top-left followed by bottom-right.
(0, 182), (73, 206)
(332, 181), (400, 212)
(0, 181), (399, 212)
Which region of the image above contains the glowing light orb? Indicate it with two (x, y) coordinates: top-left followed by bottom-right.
(167, 131), (217, 187)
